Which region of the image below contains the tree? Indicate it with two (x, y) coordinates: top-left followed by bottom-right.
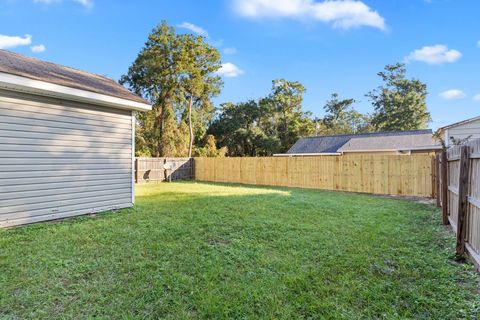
(193, 134), (227, 157)
(260, 79), (313, 152)
(209, 101), (280, 156)
(366, 63), (430, 131)
(121, 22), (180, 156)
(121, 21), (222, 157)
(322, 93), (373, 134)
(177, 34), (222, 157)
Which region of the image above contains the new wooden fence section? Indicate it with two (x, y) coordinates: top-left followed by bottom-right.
(195, 154), (434, 197)
(435, 139), (480, 268)
(135, 157), (193, 183)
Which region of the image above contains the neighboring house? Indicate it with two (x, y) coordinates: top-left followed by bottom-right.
(0, 50), (151, 227)
(438, 116), (480, 147)
(279, 129), (441, 156)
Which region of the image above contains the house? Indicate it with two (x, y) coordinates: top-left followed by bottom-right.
(278, 129), (441, 156)
(438, 116), (480, 147)
(0, 50), (151, 227)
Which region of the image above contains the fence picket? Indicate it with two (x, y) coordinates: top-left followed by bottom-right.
(194, 154), (434, 197)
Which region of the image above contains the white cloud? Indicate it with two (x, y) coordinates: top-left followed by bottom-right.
(34, 0), (92, 7)
(473, 94), (480, 101)
(0, 34), (32, 49)
(223, 47), (237, 55)
(217, 62), (244, 77)
(405, 45), (461, 65)
(177, 22), (209, 37)
(439, 89), (466, 100)
(233, 0), (386, 30)
(73, 0), (92, 7)
(30, 44), (46, 53)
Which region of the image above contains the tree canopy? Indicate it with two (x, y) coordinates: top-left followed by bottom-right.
(121, 21), (222, 157)
(366, 63), (430, 131)
(209, 80), (314, 156)
(322, 93), (373, 135)
(121, 24), (432, 158)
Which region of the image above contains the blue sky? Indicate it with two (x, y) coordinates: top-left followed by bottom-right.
(0, 0), (479, 129)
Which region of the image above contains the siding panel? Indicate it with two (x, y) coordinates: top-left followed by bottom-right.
(0, 92), (133, 226)
(0, 101), (132, 125)
(0, 123), (131, 139)
(0, 107), (132, 129)
(0, 173), (131, 187)
(0, 129), (129, 144)
(447, 119), (480, 145)
(0, 115), (131, 135)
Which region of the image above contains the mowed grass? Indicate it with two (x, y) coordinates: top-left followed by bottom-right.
(1, 182), (479, 319)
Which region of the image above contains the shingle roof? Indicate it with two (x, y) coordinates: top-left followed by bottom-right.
(338, 132), (438, 152)
(287, 130), (438, 154)
(0, 50), (147, 104)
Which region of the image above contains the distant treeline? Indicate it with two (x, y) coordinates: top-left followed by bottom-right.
(122, 21), (430, 157)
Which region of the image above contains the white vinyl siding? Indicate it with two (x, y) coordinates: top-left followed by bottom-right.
(0, 90), (133, 227)
(446, 119), (480, 146)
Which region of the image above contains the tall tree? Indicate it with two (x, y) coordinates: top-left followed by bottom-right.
(120, 21), (222, 157)
(177, 34), (222, 157)
(366, 63), (430, 131)
(121, 22), (180, 156)
(260, 79), (313, 152)
(322, 93), (372, 134)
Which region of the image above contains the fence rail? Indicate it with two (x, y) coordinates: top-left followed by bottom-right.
(195, 154), (433, 197)
(135, 157), (193, 183)
(435, 139), (480, 269)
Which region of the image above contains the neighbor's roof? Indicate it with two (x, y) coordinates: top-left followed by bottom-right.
(0, 49), (147, 104)
(288, 130), (439, 154)
(439, 116), (480, 130)
(338, 132), (439, 152)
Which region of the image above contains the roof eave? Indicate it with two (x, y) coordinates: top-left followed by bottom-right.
(398, 145), (443, 151)
(439, 116), (480, 130)
(274, 153), (341, 156)
(0, 72), (151, 112)
(340, 146), (442, 152)
(339, 149), (398, 153)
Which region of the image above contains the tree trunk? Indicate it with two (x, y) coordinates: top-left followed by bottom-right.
(188, 95), (194, 158)
(156, 105), (163, 157)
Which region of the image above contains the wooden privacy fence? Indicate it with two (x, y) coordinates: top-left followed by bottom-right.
(435, 139), (480, 268)
(195, 155), (434, 197)
(135, 157), (193, 183)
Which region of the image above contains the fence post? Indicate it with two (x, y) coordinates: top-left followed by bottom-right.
(191, 158), (195, 180)
(441, 151), (449, 225)
(134, 158), (139, 184)
(456, 145), (471, 255)
(435, 154), (440, 206)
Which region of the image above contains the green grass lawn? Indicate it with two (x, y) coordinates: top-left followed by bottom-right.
(1, 182), (479, 319)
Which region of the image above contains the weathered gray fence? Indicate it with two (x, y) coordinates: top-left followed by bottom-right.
(135, 157), (193, 183)
(435, 139), (480, 269)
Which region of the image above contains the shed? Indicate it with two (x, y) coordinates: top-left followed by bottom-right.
(0, 50), (151, 227)
(439, 116), (480, 147)
(278, 129), (441, 156)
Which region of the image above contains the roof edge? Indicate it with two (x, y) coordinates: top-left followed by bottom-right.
(275, 153), (341, 156)
(397, 145), (443, 151)
(439, 116), (480, 130)
(298, 129), (433, 140)
(0, 72), (151, 112)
